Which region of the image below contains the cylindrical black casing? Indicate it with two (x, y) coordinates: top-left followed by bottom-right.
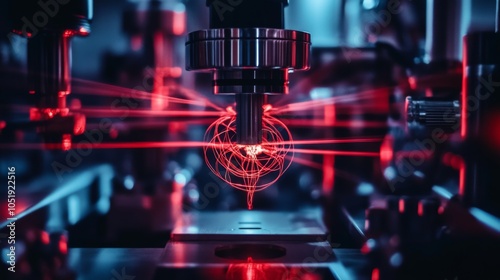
(236, 94), (263, 145)
(206, 0), (288, 29)
(425, 0), (462, 63)
(28, 32), (71, 108)
(9, 0), (93, 35)
(461, 31), (500, 216)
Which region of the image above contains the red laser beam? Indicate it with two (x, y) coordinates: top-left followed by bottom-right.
(289, 149), (379, 157)
(73, 78), (224, 111)
(271, 88), (390, 114)
(0, 141), (228, 150)
(269, 137), (383, 146)
(204, 107), (293, 210)
(286, 154), (323, 170)
(74, 85), (209, 108)
(75, 107), (222, 118)
(281, 120), (387, 128)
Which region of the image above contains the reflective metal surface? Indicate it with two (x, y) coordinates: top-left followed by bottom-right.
(186, 28), (311, 71)
(171, 210), (327, 242)
(160, 241), (335, 265)
(406, 97), (460, 127)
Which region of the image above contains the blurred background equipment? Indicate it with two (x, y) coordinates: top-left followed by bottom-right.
(1, 0), (500, 279)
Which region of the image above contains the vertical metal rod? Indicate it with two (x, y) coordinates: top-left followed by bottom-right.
(28, 33), (71, 109)
(235, 94), (264, 145)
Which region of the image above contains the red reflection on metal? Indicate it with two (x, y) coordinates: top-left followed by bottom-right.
(226, 258), (289, 280)
(226, 259), (323, 280)
(79, 27), (90, 36)
(29, 108), (70, 121)
(204, 106), (293, 210)
(461, 44), (468, 139)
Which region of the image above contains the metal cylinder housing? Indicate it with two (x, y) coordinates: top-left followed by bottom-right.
(186, 28), (310, 95)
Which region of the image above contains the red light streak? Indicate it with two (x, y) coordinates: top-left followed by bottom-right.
(75, 108), (222, 118)
(285, 155), (323, 170)
(272, 88), (390, 114)
(204, 108), (293, 210)
(265, 138), (383, 146)
(286, 149), (379, 157)
(0, 141), (221, 150)
(281, 119), (387, 128)
(72, 78), (224, 111)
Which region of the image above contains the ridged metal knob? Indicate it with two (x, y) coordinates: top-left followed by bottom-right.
(406, 97), (460, 127)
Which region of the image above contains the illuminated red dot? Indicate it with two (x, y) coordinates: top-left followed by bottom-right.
(371, 268), (380, 280)
(399, 199), (405, 213)
(41, 231), (50, 245)
(59, 237), (68, 254)
(418, 201), (424, 216)
(408, 76), (417, 89)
